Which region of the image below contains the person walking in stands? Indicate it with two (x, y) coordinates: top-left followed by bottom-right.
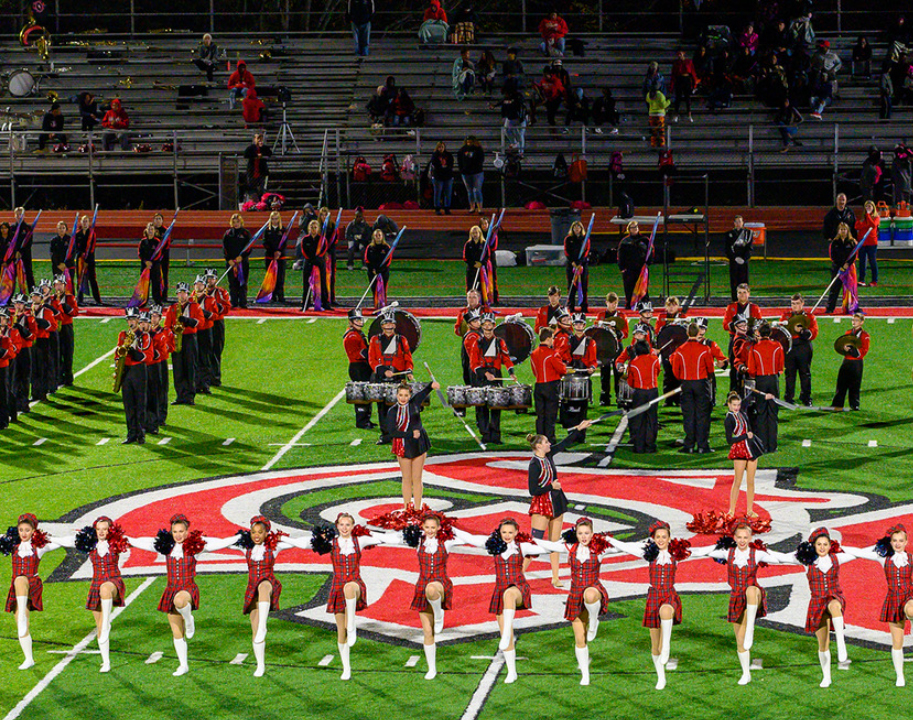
(193, 33), (219, 81)
(243, 133), (272, 201)
(101, 99), (130, 152)
(591, 87), (620, 134)
(348, 0), (374, 57)
(671, 50), (698, 123)
(825, 222), (856, 315)
(822, 193), (856, 242)
(724, 216), (753, 301)
(222, 213), (252, 309)
(430, 142), (455, 215)
(228, 60), (255, 110)
(774, 98), (803, 153)
(856, 200), (880, 286)
(832, 312), (869, 411)
(538, 11), (568, 56)
(458, 136), (485, 213)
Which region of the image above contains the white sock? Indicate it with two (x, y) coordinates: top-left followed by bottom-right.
(338, 642), (351, 680)
(177, 603), (195, 640)
(345, 597), (357, 647)
(575, 645), (590, 686)
(831, 617), (848, 663)
(743, 604), (758, 650)
(892, 648), (905, 687)
(173, 637), (189, 676)
(659, 618), (673, 664)
(502, 648), (517, 684)
(99, 598), (113, 643)
(429, 596), (444, 635)
(254, 602), (270, 644)
(16, 597), (28, 637)
(818, 650), (831, 688)
(499, 608), (515, 651)
(99, 638), (110, 672)
(737, 649), (751, 685)
(652, 654), (666, 690)
(252, 640), (265, 677)
(585, 600), (601, 641)
(423, 642), (437, 680)
(18, 634), (34, 670)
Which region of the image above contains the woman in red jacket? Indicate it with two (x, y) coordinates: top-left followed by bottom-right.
(538, 11), (568, 56)
(228, 60), (256, 110)
(101, 99), (131, 151)
(856, 200), (880, 286)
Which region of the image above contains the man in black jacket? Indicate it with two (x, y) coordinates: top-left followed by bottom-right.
(243, 133), (272, 201)
(346, 207), (372, 270)
(822, 193), (857, 241)
(38, 103), (67, 151)
(348, 0), (374, 57)
(724, 216), (753, 301)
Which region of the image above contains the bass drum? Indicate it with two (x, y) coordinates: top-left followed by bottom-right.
(6, 69), (36, 98)
(368, 309), (422, 352)
(771, 325), (792, 355)
(494, 319), (534, 365)
(584, 326), (620, 367)
(656, 323), (688, 360)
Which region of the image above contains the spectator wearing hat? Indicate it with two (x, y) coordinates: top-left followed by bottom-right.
(347, 0), (374, 57)
(38, 102), (66, 152)
(538, 11), (569, 57)
(193, 33), (219, 81)
(101, 99), (131, 151)
(810, 39), (842, 90)
(228, 61), (256, 110)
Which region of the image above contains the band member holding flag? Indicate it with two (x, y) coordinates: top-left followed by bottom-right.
(832, 312), (869, 411)
(260, 211), (289, 304)
(780, 293), (818, 406)
(478, 213), (501, 304)
(152, 213), (172, 300)
(463, 225), (485, 292)
(825, 223), (858, 315)
(75, 210), (101, 306)
(318, 207), (341, 306)
(630, 214), (661, 310)
(11, 208), (36, 292)
(137, 223), (163, 306)
(223, 214), (253, 310)
(617, 219), (654, 309)
(564, 217), (593, 314)
(301, 219), (330, 311)
(344, 309), (375, 430)
(364, 228), (407, 310)
(205, 269), (230, 386)
(50, 221), (75, 281)
(165, 282), (204, 406)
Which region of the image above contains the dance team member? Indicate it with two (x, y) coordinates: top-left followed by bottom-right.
(385, 380), (439, 510)
(724, 391), (766, 517)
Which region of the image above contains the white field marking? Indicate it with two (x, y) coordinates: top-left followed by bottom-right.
(33, 438), (47, 446)
(261, 389), (345, 471)
(833, 317), (841, 323)
(318, 654), (334, 666)
(222, 437), (235, 446)
(266, 442), (312, 447)
(145, 652), (163, 665)
(257, 318), (266, 324)
(597, 415), (629, 467)
(868, 440), (878, 447)
(47, 650), (100, 655)
(101, 317), (113, 324)
(307, 318), (317, 324)
(157, 437), (171, 445)
(460, 655), (506, 720)
(230, 653), (248, 665)
(350, 438), (362, 447)
(574, 504), (586, 510)
(405, 655), (420, 667)
(3, 577), (156, 720)
(888, 317), (896, 324)
(96, 438), (110, 445)
(802, 439), (812, 447)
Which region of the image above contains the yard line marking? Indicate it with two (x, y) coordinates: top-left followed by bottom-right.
(460, 655), (505, 720)
(833, 317), (841, 323)
(72, 348), (118, 380)
(222, 437), (235, 446)
(4, 577), (156, 720)
(145, 652), (163, 665)
(802, 439), (812, 447)
(96, 438), (110, 445)
(157, 437), (171, 445)
(868, 440), (878, 447)
(405, 655), (420, 667)
(257, 318), (267, 324)
(47, 650), (100, 655)
(598, 415), (629, 467)
(318, 654), (334, 666)
(267, 442), (312, 447)
(101, 317), (113, 324)
(888, 317), (896, 324)
(33, 438), (47, 446)
(261, 389), (345, 471)
(350, 438), (362, 447)
(574, 504), (586, 510)
(230, 653), (248, 665)
(306, 318), (317, 324)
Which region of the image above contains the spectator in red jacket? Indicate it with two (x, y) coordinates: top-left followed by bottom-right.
(228, 60), (256, 110)
(531, 67), (565, 131)
(423, 0), (447, 22)
(101, 98), (131, 151)
(241, 87), (265, 126)
(671, 50), (699, 122)
(538, 11), (568, 57)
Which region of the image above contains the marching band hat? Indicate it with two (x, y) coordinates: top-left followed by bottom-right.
(176, 281), (190, 292)
(348, 308), (364, 321)
(29, 289), (42, 298)
(572, 312), (587, 325)
(194, 275), (206, 284)
(380, 312), (396, 325)
(556, 308), (572, 322)
(481, 312), (496, 325)
(465, 308), (482, 323)
(38, 278), (51, 288)
(138, 311), (151, 322)
(0, 308), (9, 318)
(633, 322), (650, 336)
(204, 268), (217, 278)
(733, 312), (749, 326)
(125, 307), (138, 318)
(695, 316), (709, 329)
(13, 293), (27, 303)
(636, 301), (653, 313)
(53, 274), (67, 284)
(150, 304), (163, 315)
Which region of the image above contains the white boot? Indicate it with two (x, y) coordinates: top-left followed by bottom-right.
(659, 618), (673, 664)
(502, 649), (517, 684)
(177, 603), (195, 640)
(652, 654), (666, 690)
(338, 642), (351, 680)
(743, 604), (758, 650)
(892, 648), (905, 687)
(252, 640), (266, 677)
(737, 650), (751, 685)
(575, 645), (590, 686)
(99, 638), (111, 673)
(423, 642), (437, 680)
(585, 600), (601, 642)
(16, 597), (28, 638)
(818, 650), (831, 688)
(831, 617), (849, 663)
(172, 637), (189, 676)
(428, 596), (444, 635)
(345, 597), (357, 647)
(499, 608), (515, 651)
(254, 602), (270, 644)
(99, 598), (113, 644)
(18, 634), (34, 670)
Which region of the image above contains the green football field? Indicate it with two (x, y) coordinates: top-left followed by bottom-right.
(1, 315), (912, 720)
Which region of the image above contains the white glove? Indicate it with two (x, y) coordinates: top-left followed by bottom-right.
(735, 257), (745, 265)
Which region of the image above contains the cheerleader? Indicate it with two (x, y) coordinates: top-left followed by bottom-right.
(690, 523), (781, 685)
(533, 518), (616, 685)
(385, 380), (439, 510)
(2, 514), (65, 670)
(127, 515), (238, 676)
(841, 524), (913, 686)
(724, 391), (766, 518)
(453, 520), (550, 684)
(364, 230), (391, 309)
(525, 420), (593, 588)
(607, 521), (691, 690)
(771, 528), (857, 687)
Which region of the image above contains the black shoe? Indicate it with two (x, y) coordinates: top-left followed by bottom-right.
(678, 446), (694, 454)
(697, 447), (713, 454)
(850, 405), (860, 411)
(171, 400), (184, 406)
(137, 436), (146, 444)
(488, 437), (503, 445)
(444, 208), (451, 215)
(435, 209), (442, 216)
(147, 428), (159, 435)
(122, 437), (136, 445)
(210, 380), (222, 387)
(198, 388), (212, 395)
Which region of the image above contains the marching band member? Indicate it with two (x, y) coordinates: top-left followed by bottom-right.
(477, 214), (500, 304)
(553, 308), (573, 361)
(625, 329), (661, 453)
(11, 294), (35, 413)
(74, 213), (101, 306)
(192, 276), (216, 396)
(0, 309), (18, 428)
(457, 301), (486, 387)
(729, 313), (752, 397)
(530, 327), (567, 443)
(223, 214), (252, 310)
(564, 221), (590, 313)
(11, 208), (35, 291)
(534, 285), (564, 333)
(468, 313), (517, 445)
(29, 288), (55, 402)
(115, 308), (152, 444)
(49, 221), (74, 278)
(385, 380), (439, 510)
(724, 216), (753, 301)
(561, 313), (596, 438)
(670, 323), (714, 454)
(205, 269), (230, 386)
(825, 223), (857, 315)
(152, 213), (171, 300)
(39, 279), (61, 396)
(344, 309), (375, 430)
(655, 296), (686, 406)
(596, 292), (628, 406)
(723, 285), (762, 391)
(780, 293), (818, 406)
(368, 313), (414, 443)
(463, 225), (485, 292)
(147, 305), (172, 432)
(724, 391), (766, 517)
(454, 289), (489, 338)
(53, 274), (78, 387)
(318, 207), (339, 305)
(634, 301), (657, 346)
(364, 230), (390, 311)
(695, 317), (727, 406)
(832, 312), (869, 411)
(262, 211), (287, 304)
(747, 322), (784, 453)
(165, 282), (204, 406)
(302, 219), (330, 311)
(138, 222), (164, 306)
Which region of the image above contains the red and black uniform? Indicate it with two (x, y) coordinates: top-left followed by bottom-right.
(530, 344), (567, 442)
(595, 308), (628, 406)
(627, 350), (661, 453)
(564, 544), (610, 622)
(385, 384), (433, 459)
(469, 333), (514, 444)
(164, 300), (204, 404)
(146, 324), (171, 431)
(534, 303), (564, 333)
(222, 226), (252, 309)
(344, 326), (373, 429)
(12, 309), (36, 412)
(208, 285), (231, 386)
(832, 328), (869, 410)
(411, 538), (454, 613)
(656, 311), (687, 404)
(119, 328), (152, 443)
(327, 537), (367, 614)
(723, 301), (761, 391)
(670, 338), (714, 452)
(57, 292), (78, 386)
(5, 548), (44, 612)
(561, 332), (597, 435)
(195, 292), (219, 394)
(461, 326), (482, 387)
(780, 310), (818, 406)
(553, 326), (572, 363)
(244, 546), (282, 614)
(725, 547), (767, 622)
(527, 428), (580, 518)
(369, 332), (413, 438)
(44, 294), (62, 396)
(805, 556), (847, 633)
(0, 329), (15, 429)
(158, 552), (201, 613)
(489, 547), (532, 615)
(86, 546), (126, 611)
(463, 239), (485, 292)
(138, 235), (165, 306)
(564, 231), (590, 313)
(725, 409), (762, 460)
(454, 304), (490, 337)
(747, 337), (785, 453)
(30, 299), (56, 402)
(879, 552), (913, 623)
(730, 331), (754, 397)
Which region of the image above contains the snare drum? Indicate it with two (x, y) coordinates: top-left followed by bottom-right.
(364, 382), (388, 402)
(465, 386), (488, 406)
(383, 383), (400, 404)
(617, 378), (634, 409)
(486, 386), (512, 409)
(559, 374), (591, 404)
(345, 381), (369, 404)
(509, 383), (533, 410)
(6, 69), (36, 98)
(447, 385), (469, 408)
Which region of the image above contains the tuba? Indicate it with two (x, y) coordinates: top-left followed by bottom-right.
(112, 330), (135, 393)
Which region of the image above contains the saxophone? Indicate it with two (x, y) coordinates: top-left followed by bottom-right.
(112, 330), (135, 393)
(172, 303), (185, 354)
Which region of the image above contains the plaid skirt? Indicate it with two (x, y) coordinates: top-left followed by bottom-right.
(327, 577), (367, 614)
(564, 581), (609, 622)
(489, 580), (532, 615)
(728, 584), (767, 623)
(243, 574), (282, 615)
(86, 576), (127, 611)
(528, 493), (554, 518)
(158, 582), (200, 614)
(411, 574), (454, 612)
(880, 588), (913, 624)
(5, 576), (43, 613)
(805, 592), (846, 633)
(642, 587), (682, 628)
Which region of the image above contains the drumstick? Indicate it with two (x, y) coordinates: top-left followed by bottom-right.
(423, 361), (487, 451)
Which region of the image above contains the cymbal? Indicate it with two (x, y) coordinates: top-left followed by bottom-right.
(834, 334), (861, 356)
(785, 314), (809, 335)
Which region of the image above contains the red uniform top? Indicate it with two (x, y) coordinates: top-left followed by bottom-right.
(0, 332), (13, 368)
(731, 335), (753, 374)
(626, 353), (660, 389)
(14, 312), (37, 348)
(670, 339), (714, 380)
(33, 306), (56, 340)
(59, 293), (78, 326)
(840, 328), (870, 361)
(197, 294), (217, 332)
(722, 302), (762, 335)
(701, 337), (727, 364)
(530, 345), (567, 383)
(48, 298), (62, 331)
(470, 334), (514, 373)
(655, 311), (686, 333)
(118, 330), (152, 366)
(454, 304), (490, 336)
(344, 328), (369, 364)
(535, 304), (563, 333)
(211, 286), (231, 319)
(778, 310), (819, 341)
(8, 328), (22, 359)
(596, 310), (629, 338)
(747, 338), (785, 376)
(150, 326), (173, 362)
(567, 333), (598, 369)
(165, 301), (205, 336)
(553, 328), (572, 363)
(368, 333), (413, 372)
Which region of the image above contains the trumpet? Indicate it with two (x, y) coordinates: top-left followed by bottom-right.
(112, 330), (135, 393)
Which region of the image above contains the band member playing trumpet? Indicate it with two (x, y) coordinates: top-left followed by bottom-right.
(115, 308), (152, 444)
(530, 327), (567, 444)
(165, 282), (204, 406)
(724, 217), (753, 301)
(29, 288), (55, 403)
(53, 274), (78, 387)
(832, 312), (869, 411)
(192, 276), (216, 396)
(469, 313), (517, 445)
(368, 313), (414, 444)
(780, 293), (818, 406)
(147, 305), (172, 433)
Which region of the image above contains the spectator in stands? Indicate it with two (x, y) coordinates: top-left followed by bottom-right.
(228, 60), (256, 110)
(879, 64), (893, 120)
(388, 88), (416, 134)
(430, 141), (455, 215)
(671, 49), (698, 123)
(822, 194), (856, 241)
(591, 87), (619, 134)
(452, 48), (476, 100)
(646, 88), (670, 148)
(808, 71), (834, 120)
(756, 52), (789, 107)
(452, 3), (479, 44)
(477, 50), (497, 96)
(732, 46), (759, 94)
(706, 68), (733, 113)
(739, 23), (759, 56)
(530, 66), (565, 133)
(492, 88), (527, 154)
(101, 98), (131, 151)
(77, 92), (104, 132)
(563, 87), (590, 133)
(538, 11), (569, 57)
(242, 87), (265, 127)
(420, 0), (449, 44)
(810, 39), (842, 91)
(549, 59), (571, 96)
(642, 62), (666, 101)
(502, 47), (525, 93)
(774, 98), (803, 153)
(348, 0), (374, 57)
(367, 85), (390, 124)
(243, 133), (272, 200)
(852, 36), (872, 77)
(892, 143), (913, 206)
(38, 102), (66, 152)
(193, 33), (219, 82)
(788, 12), (815, 54)
(457, 135), (485, 213)
(692, 46), (713, 85)
(346, 206), (372, 270)
(860, 146), (886, 201)
(373, 213), (399, 242)
(761, 18), (790, 55)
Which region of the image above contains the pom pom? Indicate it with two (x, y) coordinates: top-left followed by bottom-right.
(310, 526), (336, 555)
(875, 536), (895, 558)
(588, 533), (611, 556)
(749, 538), (770, 568)
(485, 530), (507, 556)
(351, 524), (372, 539)
(0, 527), (20, 556)
(31, 529), (49, 549)
(264, 530), (288, 551)
(796, 541), (817, 566)
(106, 523), (129, 555)
(829, 539), (842, 555)
(643, 539), (659, 562)
(182, 529), (205, 557)
(515, 531), (532, 544)
(687, 510), (772, 536)
(403, 524), (423, 548)
(561, 527), (577, 544)
(153, 528), (175, 555)
(711, 535), (736, 564)
(668, 538), (692, 561)
(74, 526), (98, 554)
(234, 529), (254, 550)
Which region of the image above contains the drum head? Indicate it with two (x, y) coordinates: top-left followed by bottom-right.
(771, 325), (792, 355)
(584, 326), (620, 367)
(494, 320), (534, 365)
(656, 323), (688, 360)
(368, 309), (422, 352)
(8, 70), (36, 98)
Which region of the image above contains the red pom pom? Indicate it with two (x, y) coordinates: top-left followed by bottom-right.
(749, 538), (769, 568)
(264, 530), (288, 550)
(589, 533), (611, 556)
(182, 529), (205, 556)
(107, 523), (130, 555)
(369, 505), (458, 540)
(668, 538), (692, 561)
(829, 539), (842, 555)
(687, 510), (771, 536)
(31, 529), (49, 549)
(515, 531), (532, 544)
(351, 524), (372, 538)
